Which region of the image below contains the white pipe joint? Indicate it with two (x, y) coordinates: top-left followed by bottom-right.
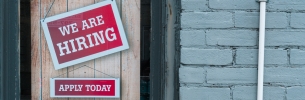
(257, 0), (268, 2)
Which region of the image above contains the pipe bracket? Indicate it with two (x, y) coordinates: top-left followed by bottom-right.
(257, 0), (268, 2)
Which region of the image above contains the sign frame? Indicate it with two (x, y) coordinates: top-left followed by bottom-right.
(50, 78), (120, 98)
(41, 0), (129, 70)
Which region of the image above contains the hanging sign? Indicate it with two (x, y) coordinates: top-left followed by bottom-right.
(41, 0), (128, 70)
(50, 78), (120, 98)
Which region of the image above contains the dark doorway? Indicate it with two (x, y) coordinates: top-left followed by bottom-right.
(20, 0), (31, 99)
(140, 0), (151, 100)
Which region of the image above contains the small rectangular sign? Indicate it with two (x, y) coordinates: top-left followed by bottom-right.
(41, 0), (128, 70)
(50, 78), (120, 98)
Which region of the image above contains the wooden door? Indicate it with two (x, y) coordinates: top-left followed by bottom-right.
(31, 0), (140, 99)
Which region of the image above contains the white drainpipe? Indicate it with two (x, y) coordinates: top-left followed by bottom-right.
(257, 0), (267, 100)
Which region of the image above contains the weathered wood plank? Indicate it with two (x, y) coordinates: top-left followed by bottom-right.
(66, 0), (95, 78)
(65, 0), (96, 78)
(95, 53), (121, 100)
(30, 0), (41, 99)
(66, 0), (95, 100)
(121, 0), (141, 100)
(94, 0), (121, 100)
(95, 0), (121, 10)
(40, 0), (68, 99)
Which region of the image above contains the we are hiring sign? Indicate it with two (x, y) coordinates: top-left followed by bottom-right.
(41, 0), (128, 70)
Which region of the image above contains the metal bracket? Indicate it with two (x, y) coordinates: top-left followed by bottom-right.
(257, 0), (268, 2)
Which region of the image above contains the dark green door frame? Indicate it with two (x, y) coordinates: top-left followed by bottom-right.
(150, 0), (166, 99)
(151, 0), (180, 100)
(0, 0), (20, 99)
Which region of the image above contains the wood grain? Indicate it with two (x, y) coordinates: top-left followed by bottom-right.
(94, 1), (121, 100)
(121, 0), (141, 100)
(40, 0), (68, 99)
(66, 0), (95, 78)
(95, 53), (121, 100)
(30, 0), (41, 99)
(67, 1), (95, 100)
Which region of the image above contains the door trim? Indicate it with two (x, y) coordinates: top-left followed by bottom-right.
(150, 0), (166, 99)
(0, 0), (20, 99)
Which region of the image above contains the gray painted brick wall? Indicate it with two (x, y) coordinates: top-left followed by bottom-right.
(206, 30), (257, 46)
(180, 30), (205, 47)
(181, 48), (233, 65)
(265, 31), (305, 46)
(265, 68), (305, 85)
(233, 86), (285, 100)
(180, 0), (305, 100)
(207, 68), (257, 84)
(181, 12), (234, 28)
(180, 87), (230, 100)
(268, 0), (305, 11)
(235, 12), (287, 28)
(182, 0), (208, 11)
(291, 13), (305, 28)
(209, 0), (259, 10)
(287, 87), (305, 100)
(290, 49), (305, 64)
(206, 68), (305, 85)
(236, 49), (287, 65)
(179, 66), (205, 83)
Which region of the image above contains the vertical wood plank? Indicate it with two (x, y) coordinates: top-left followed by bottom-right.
(30, 0), (41, 99)
(40, 0), (68, 99)
(121, 0), (140, 100)
(94, 1), (121, 100)
(95, 0), (121, 10)
(95, 53), (121, 100)
(66, 1), (95, 100)
(66, 0), (95, 79)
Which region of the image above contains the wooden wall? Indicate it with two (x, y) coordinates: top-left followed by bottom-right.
(31, 0), (140, 99)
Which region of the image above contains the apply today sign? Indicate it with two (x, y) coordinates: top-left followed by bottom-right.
(50, 78), (120, 98)
(41, 0), (128, 70)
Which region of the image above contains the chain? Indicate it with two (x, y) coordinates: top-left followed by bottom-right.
(42, 0), (115, 22)
(53, 65), (116, 78)
(42, 0), (56, 22)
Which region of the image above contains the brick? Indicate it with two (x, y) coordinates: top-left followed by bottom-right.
(207, 68), (257, 84)
(235, 12), (287, 28)
(179, 66), (205, 83)
(265, 68), (305, 85)
(180, 87), (230, 100)
(287, 87), (305, 100)
(265, 31), (305, 46)
(268, 0), (305, 11)
(290, 49), (305, 64)
(291, 13), (305, 28)
(180, 30), (205, 46)
(236, 49), (287, 65)
(233, 86), (285, 100)
(181, 12), (233, 29)
(263, 87), (286, 100)
(206, 30), (257, 46)
(182, 0), (208, 11)
(208, 68), (305, 85)
(181, 48), (233, 65)
(209, 0), (258, 10)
